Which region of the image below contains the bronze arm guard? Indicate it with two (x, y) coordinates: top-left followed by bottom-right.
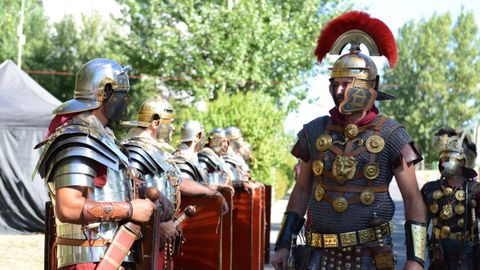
(275, 212), (305, 251)
(82, 199), (133, 223)
(404, 220), (427, 267)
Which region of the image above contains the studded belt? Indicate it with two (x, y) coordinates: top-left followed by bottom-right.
(433, 227), (470, 241)
(305, 221), (393, 248)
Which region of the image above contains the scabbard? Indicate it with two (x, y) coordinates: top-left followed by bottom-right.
(97, 222), (142, 270)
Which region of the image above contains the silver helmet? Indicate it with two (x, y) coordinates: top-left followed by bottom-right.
(53, 58), (131, 119)
(225, 126), (242, 141)
(180, 120), (204, 143)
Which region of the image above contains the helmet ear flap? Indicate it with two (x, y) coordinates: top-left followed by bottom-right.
(103, 83), (113, 101)
(374, 75), (379, 91)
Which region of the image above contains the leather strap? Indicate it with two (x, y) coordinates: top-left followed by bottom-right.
(322, 184), (388, 193)
(56, 237), (109, 247)
(82, 199), (132, 223)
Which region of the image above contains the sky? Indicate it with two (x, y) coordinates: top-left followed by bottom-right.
(41, 0), (480, 134)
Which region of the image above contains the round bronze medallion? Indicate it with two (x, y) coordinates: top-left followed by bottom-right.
(316, 134), (333, 152)
(440, 204), (453, 220)
(429, 202), (439, 214)
(432, 218), (438, 226)
(312, 160), (324, 176)
(443, 187), (453, 196)
(365, 135), (385, 153)
(440, 226), (451, 239)
(432, 190), (443, 200)
(455, 190), (465, 201)
(344, 124), (359, 139)
(360, 190), (375, 205)
(363, 163), (380, 180)
(454, 203), (465, 215)
(314, 184), (325, 201)
(457, 219), (464, 227)
(332, 197), (348, 213)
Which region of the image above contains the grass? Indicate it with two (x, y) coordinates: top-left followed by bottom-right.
(0, 234), (44, 269)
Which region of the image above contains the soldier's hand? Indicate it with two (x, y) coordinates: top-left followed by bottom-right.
(403, 260), (423, 270)
(130, 198), (156, 223)
(158, 220), (178, 243)
(214, 192), (229, 215)
(271, 248), (288, 270)
(211, 184), (235, 194)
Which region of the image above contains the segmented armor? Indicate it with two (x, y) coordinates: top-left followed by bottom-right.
(198, 147), (231, 185)
(174, 143), (207, 184)
(123, 135), (181, 213)
(35, 113), (135, 268)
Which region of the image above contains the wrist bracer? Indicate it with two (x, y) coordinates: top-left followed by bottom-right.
(275, 211), (305, 251)
(404, 220), (427, 267)
(82, 199), (132, 223)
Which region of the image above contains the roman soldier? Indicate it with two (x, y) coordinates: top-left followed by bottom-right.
(198, 128), (235, 185)
(225, 126), (251, 181)
(421, 128), (479, 269)
(35, 58), (156, 270)
(272, 11), (427, 270)
(175, 121), (235, 193)
(122, 98), (229, 269)
(174, 120), (208, 184)
(122, 97), (183, 270)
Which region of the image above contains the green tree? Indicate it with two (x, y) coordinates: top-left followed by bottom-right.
(0, 0), (49, 68)
(30, 14), (127, 100)
(380, 11), (480, 164)
(116, 0), (346, 110)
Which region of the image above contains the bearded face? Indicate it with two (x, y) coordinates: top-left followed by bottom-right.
(209, 136), (229, 155)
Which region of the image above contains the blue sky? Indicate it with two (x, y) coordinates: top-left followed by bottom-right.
(284, 0), (480, 135)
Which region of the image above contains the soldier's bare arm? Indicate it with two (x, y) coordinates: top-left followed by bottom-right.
(56, 186), (155, 224)
(394, 158), (427, 270)
(272, 160), (313, 270)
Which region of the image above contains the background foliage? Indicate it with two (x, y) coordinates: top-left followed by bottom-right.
(380, 10), (480, 164)
(2, 0), (480, 197)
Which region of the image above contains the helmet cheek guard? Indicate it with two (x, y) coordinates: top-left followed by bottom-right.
(338, 78), (377, 115)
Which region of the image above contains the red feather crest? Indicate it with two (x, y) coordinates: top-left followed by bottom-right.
(314, 11), (397, 69)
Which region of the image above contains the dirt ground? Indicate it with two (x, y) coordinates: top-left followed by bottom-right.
(0, 234), (44, 269)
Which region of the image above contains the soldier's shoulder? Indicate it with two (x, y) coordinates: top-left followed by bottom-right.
(302, 115), (330, 130)
(421, 179), (441, 192)
(35, 119), (121, 179)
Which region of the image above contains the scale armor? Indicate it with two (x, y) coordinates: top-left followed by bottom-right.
(297, 115), (413, 233)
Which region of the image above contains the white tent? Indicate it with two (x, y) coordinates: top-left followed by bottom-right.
(0, 60), (60, 233)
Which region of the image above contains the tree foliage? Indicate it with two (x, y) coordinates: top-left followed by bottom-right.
(380, 11), (480, 163)
(116, 0), (346, 111)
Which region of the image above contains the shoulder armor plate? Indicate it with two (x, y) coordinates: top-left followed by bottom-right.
(35, 119), (124, 182)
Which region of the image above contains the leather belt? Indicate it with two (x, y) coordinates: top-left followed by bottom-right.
(305, 221), (393, 248)
(322, 184), (388, 193)
(433, 227), (470, 241)
(56, 237), (109, 247)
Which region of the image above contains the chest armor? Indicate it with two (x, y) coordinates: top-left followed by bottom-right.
(124, 137), (181, 208)
(199, 149), (229, 185)
(425, 179), (478, 240)
(306, 116), (402, 233)
(54, 167), (135, 268)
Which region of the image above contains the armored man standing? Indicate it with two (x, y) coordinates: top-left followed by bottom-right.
(36, 59), (156, 270)
(272, 11), (427, 270)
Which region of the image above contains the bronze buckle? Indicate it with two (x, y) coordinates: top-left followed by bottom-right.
(340, 231), (358, 246)
(323, 234), (338, 248)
